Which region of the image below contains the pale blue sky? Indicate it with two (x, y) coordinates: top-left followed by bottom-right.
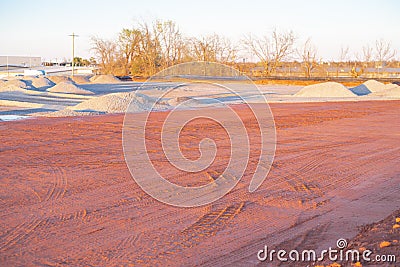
(0, 0), (399, 62)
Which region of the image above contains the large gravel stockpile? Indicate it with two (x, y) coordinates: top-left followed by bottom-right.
(31, 77), (55, 88)
(295, 82), (356, 97)
(47, 81), (94, 95)
(89, 75), (121, 84)
(69, 92), (166, 113)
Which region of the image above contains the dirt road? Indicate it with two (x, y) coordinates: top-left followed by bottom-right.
(0, 101), (399, 266)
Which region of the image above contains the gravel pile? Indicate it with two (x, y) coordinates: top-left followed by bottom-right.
(69, 92), (167, 113)
(371, 84), (400, 98)
(47, 81), (94, 95)
(71, 75), (91, 84)
(0, 79), (32, 92)
(89, 75), (121, 84)
(47, 76), (72, 84)
(295, 82), (356, 97)
(31, 77), (55, 88)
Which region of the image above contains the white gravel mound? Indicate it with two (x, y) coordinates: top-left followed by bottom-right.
(47, 76), (72, 84)
(71, 75), (91, 84)
(32, 77), (55, 88)
(69, 92), (166, 113)
(371, 84), (400, 98)
(89, 75), (121, 84)
(0, 79), (32, 92)
(295, 82), (356, 97)
(361, 80), (386, 93)
(47, 81), (94, 95)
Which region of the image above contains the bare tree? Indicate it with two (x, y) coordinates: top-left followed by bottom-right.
(155, 20), (186, 68)
(118, 28), (142, 75)
(190, 34), (236, 63)
(375, 39), (396, 67)
(298, 38), (317, 78)
(137, 21), (161, 76)
(362, 45), (374, 64)
(339, 45), (350, 62)
(91, 37), (118, 74)
(335, 45), (349, 77)
(242, 29), (295, 75)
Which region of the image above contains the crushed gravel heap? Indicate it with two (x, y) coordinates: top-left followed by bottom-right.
(89, 75), (121, 84)
(362, 80), (387, 93)
(350, 80), (387, 95)
(0, 79), (32, 92)
(295, 82), (356, 97)
(71, 75), (91, 84)
(31, 77), (55, 88)
(69, 92), (167, 113)
(371, 84), (400, 98)
(47, 76), (72, 84)
(47, 81), (94, 95)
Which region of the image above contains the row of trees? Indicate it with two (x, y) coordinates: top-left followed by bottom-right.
(91, 19), (398, 77)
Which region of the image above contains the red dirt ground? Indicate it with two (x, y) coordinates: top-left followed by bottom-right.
(0, 100), (399, 266)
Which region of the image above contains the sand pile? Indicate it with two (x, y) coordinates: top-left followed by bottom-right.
(0, 79), (32, 92)
(295, 82), (356, 97)
(89, 75), (121, 84)
(69, 92), (166, 113)
(47, 82), (94, 95)
(350, 80), (387, 95)
(71, 75), (91, 84)
(31, 77), (55, 88)
(47, 76), (72, 84)
(362, 80), (387, 92)
(371, 84), (400, 98)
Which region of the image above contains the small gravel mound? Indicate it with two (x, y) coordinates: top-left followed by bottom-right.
(71, 75), (91, 84)
(31, 77), (55, 88)
(47, 81), (94, 95)
(0, 79), (32, 92)
(70, 92), (166, 113)
(47, 76), (72, 84)
(295, 82), (356, 97)
(89, 74), (121, 84)
(361, 80), (386, 93)
(371, 84), (400, 98)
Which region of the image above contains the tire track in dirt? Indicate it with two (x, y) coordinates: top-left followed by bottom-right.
(0, 162), (69, 255)
(44, 166), (67, 202)
(130, 202), (246, 264)
(0, 217), (42, 253)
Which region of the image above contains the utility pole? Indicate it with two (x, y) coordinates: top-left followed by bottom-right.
(69, 32), (79, 77)
(6, 56), (10, 77)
